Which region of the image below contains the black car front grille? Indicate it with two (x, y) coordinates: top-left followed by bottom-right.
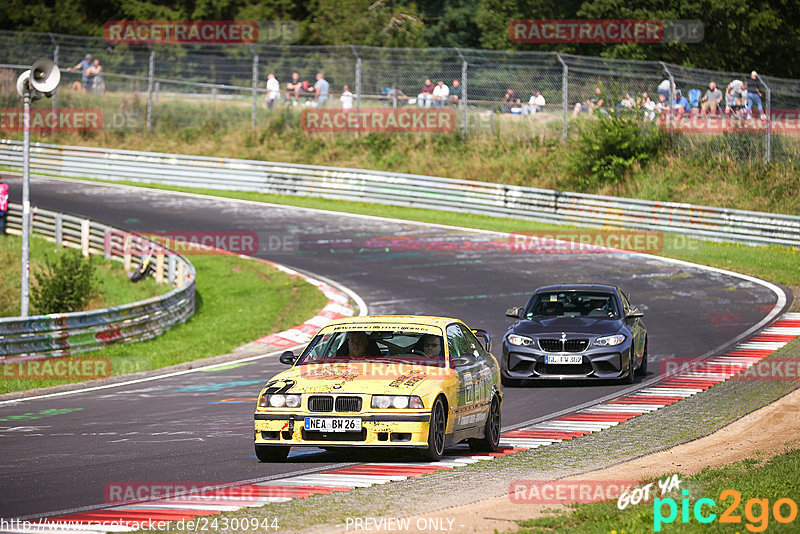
(335, 396), (362, 412)
(301, 429), (367, 441)
(538, 339), (589, 352)
(308, 395), (334, 412)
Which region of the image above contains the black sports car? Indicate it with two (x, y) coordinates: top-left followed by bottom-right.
(501, 284), (647, 385)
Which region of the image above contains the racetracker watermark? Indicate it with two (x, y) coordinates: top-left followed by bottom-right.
(509, 19), (703, 43)
(508, 230), (664, 254)
(659, 110), (800, 133)
(509, 480), (636, 504)
(1, 356), (111, 381)
(0, 109), (102, 132)
(103, 20), (258, 44)
(298, 363), (452, 383)
(301, 108), (456, 133)
(104, 482), (267, 505)
(661, 357), (800, 381)
(103, 230), (298, 256)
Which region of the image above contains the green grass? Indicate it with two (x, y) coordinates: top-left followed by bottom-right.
(514, 447), (800, 533)
(0, 245), (328, 394)
(0, 233), (164, 317)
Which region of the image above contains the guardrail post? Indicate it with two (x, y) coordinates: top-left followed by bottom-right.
(54, 213), (63, 246)
(81, 219), (90, 257)
(155, 252), (165, 283)
(146, 46), (155, 131)
(759, 74), (771, 164)
(177, 261), (185, 288)
(250, 45), (258, 129)
(123, 234), (132, 272)
(556, 53), (568, 142)
(660, 62), (675, 152)
(102, 226), (111, 260)
(168, 255), (176, 283)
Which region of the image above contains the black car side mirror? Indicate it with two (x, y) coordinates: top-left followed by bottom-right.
(505, 307), (523, 319)
(626, 308), (644, 318)
(279, 350), (297, 365)
(472, 329), (492, 352)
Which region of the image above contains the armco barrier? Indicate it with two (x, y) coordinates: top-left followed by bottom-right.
(1, 140), (799, 247)
(0, 202), (196, 358)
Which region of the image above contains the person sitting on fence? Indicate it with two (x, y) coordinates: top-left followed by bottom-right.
(87, 59), (105, 95)
(572, 87), (604, 117)
(502, 88), (516, 113)
(523, 91), (545, 116)
(340, 84), (353, 109)
(285, 72), (306, 105)
(725, 79), (747, 114)
(449, 79), (462, 105)
(432, 80), (449, 108)
(417, 79), (435, 108)
(700, 81), (723, 116)
(639, 92), (656, 121)
(673, 90), (691, 121)
(655, 93), (670, 115)
(66, 53), (94, 92)
(746, 71), (767, 120)
(657, 79), (674, 100)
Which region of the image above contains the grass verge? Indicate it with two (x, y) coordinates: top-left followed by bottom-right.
(515, 447), (800, 533)
(0, 252), (328, 394)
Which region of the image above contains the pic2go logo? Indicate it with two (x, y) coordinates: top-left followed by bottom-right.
(654, 489), (799, 532)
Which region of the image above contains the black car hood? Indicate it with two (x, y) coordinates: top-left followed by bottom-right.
(511, 317), (622, 336)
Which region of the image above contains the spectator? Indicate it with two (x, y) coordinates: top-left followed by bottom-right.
(725, 79), (746, 113)
(502, 88), (515, 113)
(386, 87), (408, 107)
(87, 59), (105, 95)
(285, 72), (304, 105)
(313, 72), (329, 108)
(657, 79), (674, 100)
(449, 79), (462, 104)
(432, 80), (449, 108)
(655, 93), (670, 114)
(66, 53), (94, 92)
(617, 91), (635, 110)
(417, 79), (434, 108)
(340, 84), (353, 109)
(699, 81), (722, 116)
(572, 87), (604, 117)
(0, 176), (7, 235)
(640, 92), (656, 121)
(266, 73), (280, 109)
(523, 91), (545, 116)
(747, 71), (767, 120)
(673, 90), (690, 120)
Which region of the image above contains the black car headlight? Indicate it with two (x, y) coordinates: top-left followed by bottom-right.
(371, 395), (424, 409)
(259, 394), (301, 408)
(507, 334), (534, 346)
(593, 334), (625, 347)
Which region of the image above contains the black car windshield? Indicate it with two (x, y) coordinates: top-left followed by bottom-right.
(526, 291), (619, 319)
(296, 330), (446, 367)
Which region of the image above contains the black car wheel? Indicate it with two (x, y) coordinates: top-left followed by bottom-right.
(421, 397), (446, 461)
(621, 352), (635, 384)
(636, 341), (648, 376)
(255, 444), (290, 462)
(470, 396), (501, 452)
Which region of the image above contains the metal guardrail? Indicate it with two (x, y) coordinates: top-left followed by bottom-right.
(0, 139), (798, 247)
(0, 202), (196, 358)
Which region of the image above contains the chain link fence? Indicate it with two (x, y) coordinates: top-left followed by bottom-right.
(2, 30), (800, 163)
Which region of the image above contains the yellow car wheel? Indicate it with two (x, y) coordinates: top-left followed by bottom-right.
(470, 396), (501, 452)
(421, 397), (446, 461)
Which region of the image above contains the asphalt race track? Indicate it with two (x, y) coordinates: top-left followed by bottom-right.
(0, 175), (784, 519)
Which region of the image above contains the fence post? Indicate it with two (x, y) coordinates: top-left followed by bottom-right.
(456, 48), (468, 137)
(351, 45), (362, 137)
(759, 74), (771, 164)
(250, 45), (258, 128)
(146, 46), (155, 131)
(660, 62), (675, 151)
(556, 53), (568, 142)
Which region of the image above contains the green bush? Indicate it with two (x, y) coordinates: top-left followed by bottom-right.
(568, 115), (665, 189)
(31, 250), (98, 314)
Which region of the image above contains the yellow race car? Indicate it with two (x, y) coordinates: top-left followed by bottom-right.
(254, 315), (502, 462)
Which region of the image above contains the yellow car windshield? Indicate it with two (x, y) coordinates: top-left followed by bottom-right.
(297, 330), (446, 367)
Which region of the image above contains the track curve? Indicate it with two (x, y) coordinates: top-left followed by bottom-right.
(0, 174), (785, 519)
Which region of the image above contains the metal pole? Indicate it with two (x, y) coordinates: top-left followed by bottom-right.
(556, 53), (568, 142)
(250, 46), (258, 128)
(456, 48), (467, 137)
(50, 35), (59, 127)
(146, 47), (154, 131)
(20, 89), (31, 317)
(351, 45), (361, 137)
(758, 74), (771, 164)
(660, 62), (675, 152)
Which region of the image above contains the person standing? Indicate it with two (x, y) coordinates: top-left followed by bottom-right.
(313, 72), (329, 108)
(747, 71), (767, 120)
(88, 59), (105, 95)
(340, 84), (353, 109)
(0, 176), (8, 235)
(67, 54), (94, 91)
(266, 73), (280, 109)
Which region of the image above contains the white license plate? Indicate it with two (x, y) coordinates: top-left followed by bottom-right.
(545, 355), (583, 364)
(304, 417), (362, 432)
